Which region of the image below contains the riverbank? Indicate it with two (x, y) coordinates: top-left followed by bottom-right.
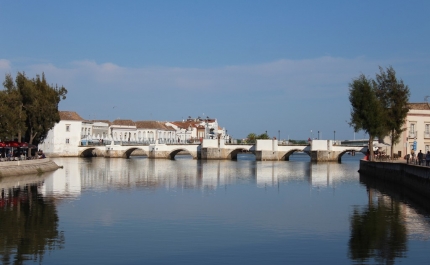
(0, 159), (61, 177)
(359, 160), (430, 200)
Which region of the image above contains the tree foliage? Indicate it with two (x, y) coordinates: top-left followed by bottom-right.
(349, 66), (410, 160)
(246, 132), (270, 143)
(375, 66), (410, 156)
(349, 74), (386, 161)
(1, 72), (67, 144)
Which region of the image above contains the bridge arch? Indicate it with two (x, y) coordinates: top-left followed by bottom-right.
(167, 148), (197, 160)
(124, 148), (148, 158)
(336, 149), (365, 162)
(279, 149), (311, 161)
(79, 148), (97, 157)
(226, 148), (254, 160)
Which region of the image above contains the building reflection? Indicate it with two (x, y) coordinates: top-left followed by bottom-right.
(0, 174), (64, 265)
(44, 157), (418, 193)
(46, 158), (430, 259)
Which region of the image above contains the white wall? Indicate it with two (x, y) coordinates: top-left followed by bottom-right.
(39, 120), (83, 156)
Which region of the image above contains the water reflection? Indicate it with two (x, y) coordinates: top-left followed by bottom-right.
(349, 191), (408, 264)
(0, 174), (64, 265)
(348, 173), (430, 265)
(45, 155), (364, 193)
(4, 155), (429, 264)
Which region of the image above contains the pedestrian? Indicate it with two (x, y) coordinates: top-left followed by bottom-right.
(405, 153), (410, 164)
(426, 151), (430, 166)
(411, 151), (416, 164)
(418, 150), (424, 165)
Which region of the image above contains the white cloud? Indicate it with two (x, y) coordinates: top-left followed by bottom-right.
(0, 59), (11, 70)
(2, 56), (384, 98)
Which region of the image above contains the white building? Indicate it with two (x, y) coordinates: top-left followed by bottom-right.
(384, 102), (430, 157)
(166, 116), (226, 143)
(39, 112), (228, 156)
(134, 121), (177, 144)
(39, 111), (85, 157)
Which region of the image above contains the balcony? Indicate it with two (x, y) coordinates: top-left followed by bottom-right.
(408, 131), (418, 139)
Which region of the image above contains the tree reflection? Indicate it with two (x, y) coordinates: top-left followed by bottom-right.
(0, 184), (64, 265)
(349, 188), (407, 265)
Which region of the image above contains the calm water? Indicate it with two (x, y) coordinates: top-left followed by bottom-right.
(1, 153), (430, 265)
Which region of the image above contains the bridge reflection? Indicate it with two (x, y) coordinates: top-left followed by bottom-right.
(43, 156), (365, 195)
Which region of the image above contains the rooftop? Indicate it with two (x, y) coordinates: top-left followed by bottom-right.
(59, 111), (84, 121)
(135, 121), (175, 131)
(408, 102), (430, 110)
(111, 119), (136, 126)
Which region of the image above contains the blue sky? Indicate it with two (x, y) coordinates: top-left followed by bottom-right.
(1, 1), (429, 140)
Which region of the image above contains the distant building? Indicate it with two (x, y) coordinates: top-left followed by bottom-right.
(166, 116), (225, 142)
(134, 121), (176, 144)
(39, 112), (228, 156)
(384, 102), (430, 157)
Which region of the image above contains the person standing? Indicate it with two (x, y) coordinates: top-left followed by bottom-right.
(426, 151), (430, 166)
(418, 150), (424, 165)
(411, 151), (416, 164)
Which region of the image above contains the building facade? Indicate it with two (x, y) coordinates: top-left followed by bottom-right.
(39, 112), (228, 156)
(39, 111), (85, 157)
(385, 103), (430, 157)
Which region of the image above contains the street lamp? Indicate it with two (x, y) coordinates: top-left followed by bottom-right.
(278, 130), (280, 140)
(334, 130), (336, 141)
(318, 131), (320, 140)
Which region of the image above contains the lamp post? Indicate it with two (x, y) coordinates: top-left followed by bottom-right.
(334, 130), (336, 141)
(318, 131), (320, 140)
(278, 130), (280, 140)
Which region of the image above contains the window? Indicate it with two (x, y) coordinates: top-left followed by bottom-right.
(426, 145), (430, 153)
(426, 124), (430, 134)
(66, 124), (70, 132)
(409, 123), (416, 138)
(66, 138), (70, 144)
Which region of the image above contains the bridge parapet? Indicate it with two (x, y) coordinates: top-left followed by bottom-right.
(75, 139), (366, 162)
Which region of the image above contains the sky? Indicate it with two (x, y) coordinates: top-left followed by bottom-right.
(1, 0), (429, 140)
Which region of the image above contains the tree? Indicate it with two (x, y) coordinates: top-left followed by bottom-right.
(257, 132), (270, 139)
(246, 133), (257, 143)
(375, 66), (410, 156)
(1, 72), (67, 144)
(349, 74), (387, 161)
(2, 74), (28, 142)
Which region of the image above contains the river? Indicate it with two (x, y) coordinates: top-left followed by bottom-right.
(1, 153), (429, 265)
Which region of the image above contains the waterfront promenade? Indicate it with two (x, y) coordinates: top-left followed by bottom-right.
(359, 159), (430, 201)
(0, 158), (60, 177)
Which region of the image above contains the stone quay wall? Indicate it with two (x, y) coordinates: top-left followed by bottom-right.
(0, 159), (61, 177)
(359, 160), (430, 199)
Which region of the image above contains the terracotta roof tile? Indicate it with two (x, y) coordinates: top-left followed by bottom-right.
(171, 121), (201, 129)
(111, 119), (136, 126)
(408, 103), (430, 110)
(135, 121), (175, 131)
(59, 111), (84, 121)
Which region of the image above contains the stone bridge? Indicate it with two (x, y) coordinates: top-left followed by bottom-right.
(77, 139), (368, 162)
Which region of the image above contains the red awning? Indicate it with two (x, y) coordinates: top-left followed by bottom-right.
(5, 141), (20, 148)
